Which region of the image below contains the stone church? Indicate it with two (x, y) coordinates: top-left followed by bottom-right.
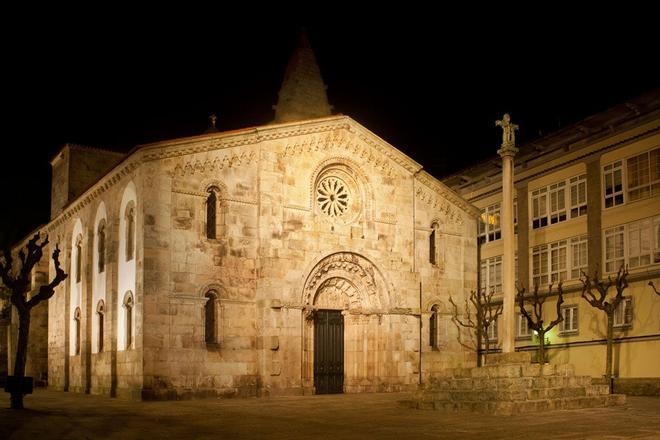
(7, 33), (479, 399)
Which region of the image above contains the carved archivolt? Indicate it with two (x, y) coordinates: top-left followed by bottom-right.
(303, 252), (390, 312)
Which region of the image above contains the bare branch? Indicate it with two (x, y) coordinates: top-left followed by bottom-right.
(649, 281), (660, 296)
(27, 245), (68, 309)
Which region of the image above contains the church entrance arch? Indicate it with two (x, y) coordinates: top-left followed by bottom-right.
(301, 253), (392, 394)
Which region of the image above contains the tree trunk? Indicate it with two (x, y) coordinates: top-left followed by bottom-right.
(606, 311), (614, 391)
(11, 309), (30, 409)
(538, 331), (546, 368)
(476, 326), (483, 367)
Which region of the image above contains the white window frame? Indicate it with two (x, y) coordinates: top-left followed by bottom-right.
(532, 236), (587, 287)
(478, 203), (501, 244)
(603, 216), (660, 273)
(486, 318), (498, 342)
(516, 312), (532, 339)
(480, 255), (502, 294)
(549, 240), (568, 283)
(570, 235), (588, 279)
(549, 181), (567, 225)
(560, 305), (579, 334)
(603, 160), (625, 209)
(569, 174), (587, 219)
(613, 297), (633, 328)
(626, 147), (660, 202)
(531, 187), (549, 229)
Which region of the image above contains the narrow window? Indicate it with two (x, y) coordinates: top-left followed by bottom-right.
(205, 292), (217, 345)
(206, 188), (218, 239)
(74, 307), (82, 355)
(429, 305), (439, 349)
(486, 318), (498, 342)
(125, 206), (135, 261)
(627, 148), (659, 201)
(429, 223), (437, 265)
(613, 297), (633, 328)
(570, 235), (588, 279)
(124, 292), (134, 349)
(75, 235), (83, 283)
(516, 312), (531, 339)
(549, 181), (567, 224)
(604, 226), (625, 273)
(97, 222), (106, 273)
(569, 175), (587, 218)
(97, 300), (105, 352)
(603, 161), (624, 208)
(560, 305), (578, 334)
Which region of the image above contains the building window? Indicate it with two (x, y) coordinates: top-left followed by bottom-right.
(205, 291), (218, 345)
(429, 305), (439, 349)
(206, 187), (220, 239)
(74, 307), (81, 355)
(97, 300), (105, 353)
(628, 218), (653, 268)
(604, 216), (660, 272)
(429, 223), (438, 265)
(531, 187), (548, 229)
(478, 203), (501, 244)
(531, 244), (549, 287)
(97, 222), (106, 273)
(125, 205), (135, 261)
(124, 292), (134, 349)
(516, 313), (532, 339)
(603, 160), (624, 208)
(549, 240), (568, 283)
(570, 235), (588, 278)
(613, 297), (633, 328)
(604, 226), (625, 273)
(532, 174), (586, 229)
(480, 255), (502, 294)
(627, 148), (660, 201)
(75, 234), (83, 283)
(560, 305), (578, 334)
(486, 317), (498, 342)
(569, 174), (587, 218)
(549, 181), (567, 225)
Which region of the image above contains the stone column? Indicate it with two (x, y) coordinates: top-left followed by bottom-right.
(496, 114), (519, 354)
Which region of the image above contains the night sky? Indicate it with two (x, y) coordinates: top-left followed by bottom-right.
(2, 11), (658, 249)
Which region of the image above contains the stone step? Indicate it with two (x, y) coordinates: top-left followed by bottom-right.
(427, 374), (594, 393)
(406, 393), (626, 415)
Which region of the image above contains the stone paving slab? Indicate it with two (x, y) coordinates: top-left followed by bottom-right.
(1, 390), (660, 439)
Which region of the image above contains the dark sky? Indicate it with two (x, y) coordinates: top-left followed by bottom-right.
(1, 10), (658, 249)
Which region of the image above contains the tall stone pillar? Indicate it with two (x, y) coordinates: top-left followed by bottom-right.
(496, 114), (519, 353)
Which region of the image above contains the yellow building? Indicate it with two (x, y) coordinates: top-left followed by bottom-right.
(443, 89), (660, 394)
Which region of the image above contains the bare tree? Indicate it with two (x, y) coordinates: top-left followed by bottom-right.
(649, 281), (660, 296)
(580, 267), (629, 387)
(449, 288), (503, 367)
(0, 233), (67, 409)
(516, 283), (564, 365)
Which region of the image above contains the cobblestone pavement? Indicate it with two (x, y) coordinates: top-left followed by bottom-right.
(2, 390), (660, 439)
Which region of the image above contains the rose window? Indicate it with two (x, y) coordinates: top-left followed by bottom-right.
(317, 177), (350, 218)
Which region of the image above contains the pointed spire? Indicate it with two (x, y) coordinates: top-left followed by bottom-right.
(273, 30), (333, 123)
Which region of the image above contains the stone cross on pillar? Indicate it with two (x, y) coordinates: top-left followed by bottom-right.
(209, 113), (218, 129)
(496, 114), (519, 353)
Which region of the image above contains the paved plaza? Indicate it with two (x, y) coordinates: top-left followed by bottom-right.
(1, 390), (660, 439)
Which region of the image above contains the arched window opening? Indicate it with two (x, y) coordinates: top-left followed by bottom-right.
(74, 307), (82, 355)
(125, 205), (135, 261)
(75, 234), (83, 283)
(205, 291), (217, 345)
(124, 292), (134, 349)
(97, 222), (106, 273)
(430, 305), (439, 349)
(206, 186), (220, 239)
(429, 222), (439, 265)
(97, 300), (105, 353)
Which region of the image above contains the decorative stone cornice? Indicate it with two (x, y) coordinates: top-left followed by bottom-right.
(170, 150), (258, 177)
(415, 170), (481, 219)
(47, 159), (142, 232)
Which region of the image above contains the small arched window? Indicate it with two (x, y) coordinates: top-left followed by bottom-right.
(429, 222), (439, 265)
(75, 234), (83, 283)
(125, 205), (135, 261)
(124, 292), (134, 349)
(205, 291), (218, 345)
(74, 307), (82, 355)
(97, 221), (106, 273)
(430, 304), (439, 349)
(206, 186), (220, 239)
(97, 300), (105, 353)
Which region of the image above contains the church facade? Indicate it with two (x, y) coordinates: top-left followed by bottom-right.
(4, 35), (480, 400)
(39, 115), (478, 399)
